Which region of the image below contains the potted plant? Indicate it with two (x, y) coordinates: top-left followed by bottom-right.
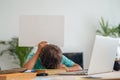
(0, 37), (33, 67)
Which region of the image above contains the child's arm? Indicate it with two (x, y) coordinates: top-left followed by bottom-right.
(24, 41), (48, 70)
(66, 63), (82, 72)
(60, 64), (82, 72)
(61, 55), (82, 72)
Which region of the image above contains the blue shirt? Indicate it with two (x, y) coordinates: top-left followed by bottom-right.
(25, 52), (75, 69)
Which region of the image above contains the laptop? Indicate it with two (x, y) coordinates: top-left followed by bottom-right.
(58, 35), (119, 75)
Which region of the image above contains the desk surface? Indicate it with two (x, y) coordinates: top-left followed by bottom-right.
(36, 71), (120, 80)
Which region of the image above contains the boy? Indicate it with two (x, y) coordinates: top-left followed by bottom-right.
(24, 41), (82, 72)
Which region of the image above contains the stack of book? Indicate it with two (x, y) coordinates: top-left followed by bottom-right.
(36, 69), (66, 75)
(0, 68), (36, 80)
(0, 73), (36, 80)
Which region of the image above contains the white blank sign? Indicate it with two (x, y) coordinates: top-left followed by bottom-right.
(19, 15), (64, 47)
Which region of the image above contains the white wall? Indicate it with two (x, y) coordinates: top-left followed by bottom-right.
(0, 0), (120, 69)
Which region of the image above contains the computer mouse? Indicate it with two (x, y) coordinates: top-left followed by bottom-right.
(36, 73), (48, 76)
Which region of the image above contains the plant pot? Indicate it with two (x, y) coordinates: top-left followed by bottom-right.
(113, 60), (120, 71)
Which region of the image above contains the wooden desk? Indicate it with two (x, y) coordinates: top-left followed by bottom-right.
(0, 71), (119, 80)
(89, 71), (120, 79)
(36, 71), (120, 80)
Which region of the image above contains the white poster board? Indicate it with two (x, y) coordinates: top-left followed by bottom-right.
(19, 15), (64, 47)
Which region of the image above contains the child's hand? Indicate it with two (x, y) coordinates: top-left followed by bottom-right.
(37, 41), (48, 52)
(39, 41), (48, 48)
(59, 64), (69, 71)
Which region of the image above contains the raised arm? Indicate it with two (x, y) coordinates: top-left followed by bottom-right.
(24, 41), (48, 70)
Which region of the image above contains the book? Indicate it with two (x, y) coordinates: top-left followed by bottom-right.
(0, 68), (27, 74)
(0, 73), (36, 80)
(36, 69), (66, 75)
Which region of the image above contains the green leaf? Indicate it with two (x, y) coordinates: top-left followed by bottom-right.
(96, 17), (119, 37)
(0, 37), (33, 67)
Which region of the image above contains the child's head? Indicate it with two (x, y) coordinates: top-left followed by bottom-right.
(40, 44), (62, 69)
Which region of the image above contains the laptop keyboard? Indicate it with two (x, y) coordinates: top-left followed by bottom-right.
(58, 69), (88, 75)
(75, 69), (88, 75)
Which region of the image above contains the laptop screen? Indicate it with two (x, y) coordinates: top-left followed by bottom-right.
(88, 35), (119, 74)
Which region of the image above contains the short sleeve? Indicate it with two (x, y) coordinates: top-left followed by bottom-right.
(62, 55), (75, 67)
(25, 52), (45, 69)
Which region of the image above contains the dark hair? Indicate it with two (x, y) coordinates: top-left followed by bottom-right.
(40, 44), (62, 69)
